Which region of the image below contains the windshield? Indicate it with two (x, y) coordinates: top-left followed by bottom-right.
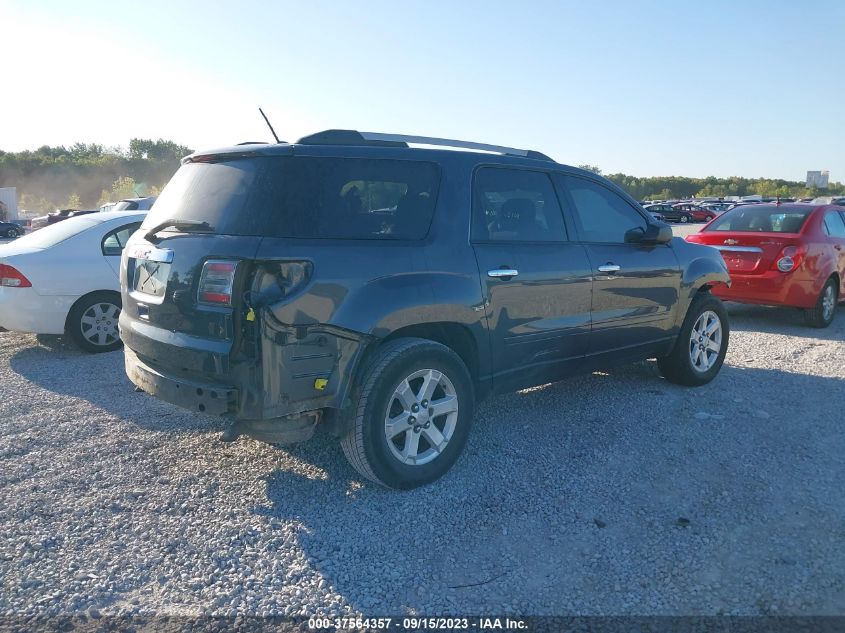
(113, 200), (140, 211)
(11, 215), (102, 248)
(705, 206), (811, 233)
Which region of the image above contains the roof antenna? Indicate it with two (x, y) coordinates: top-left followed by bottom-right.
(258, 107), (281, 144)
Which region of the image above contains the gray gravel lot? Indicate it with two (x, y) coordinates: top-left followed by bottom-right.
(1, 235), (844, 617)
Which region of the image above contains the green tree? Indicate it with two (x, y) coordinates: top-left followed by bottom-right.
(577, 164), (602, 175)
(111, 176), (139, 200)
(63, 193), (81, 209)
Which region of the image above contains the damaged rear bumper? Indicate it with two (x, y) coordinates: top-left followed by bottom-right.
(122, 310), (372, 442)
(124, 345), (324, 444)
(124, 345), (238, 416)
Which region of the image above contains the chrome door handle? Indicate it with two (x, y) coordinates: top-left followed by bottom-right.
(487, 268), (519, 278)
(597, 264), (621, 273)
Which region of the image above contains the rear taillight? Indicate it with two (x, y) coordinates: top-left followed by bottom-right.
(198, 260), (237, 305)
(0, 264), (32, 287)
(772, 245), (805, 273)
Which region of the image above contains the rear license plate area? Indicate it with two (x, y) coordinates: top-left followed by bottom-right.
(132, 259), (170, 297)
(719, 251), (760, 273)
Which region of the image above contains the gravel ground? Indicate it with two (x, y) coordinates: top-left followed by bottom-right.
(1, 297), (844, 618)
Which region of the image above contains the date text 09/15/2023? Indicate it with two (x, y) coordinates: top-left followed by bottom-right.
(307, 617), (528, 630)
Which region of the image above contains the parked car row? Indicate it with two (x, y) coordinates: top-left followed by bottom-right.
(26, 197), (156, 231)
(643, 201), (730, 224)
(0, 131), (842, 490)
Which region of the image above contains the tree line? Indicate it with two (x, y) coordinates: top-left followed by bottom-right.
(0, 139), (192, 213)
(0, 141), (841, 215)
(577, 166), (844, 201)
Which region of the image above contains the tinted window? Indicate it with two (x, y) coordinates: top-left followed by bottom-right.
(102, 222), (142, 255)
(823, 211), (845, 238)
(113, 200), (140, 211)
(472, 168), (566, 242)
(141, 157), (440, 240)
(706, 207), (810, 233)
(563, 176), (647, 243)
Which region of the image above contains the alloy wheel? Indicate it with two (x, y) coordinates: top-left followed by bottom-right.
(688, 310), (722, 373)
(822, 284), (836, 322)
(383, 368), (459, 466)
(80, 302), (120, 347)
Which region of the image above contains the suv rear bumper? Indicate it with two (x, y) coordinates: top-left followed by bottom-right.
(124, 346), (238, 416)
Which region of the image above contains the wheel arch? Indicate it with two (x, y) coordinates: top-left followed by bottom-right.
(675, 252), (731, 329)
(380, 322), (480, 384)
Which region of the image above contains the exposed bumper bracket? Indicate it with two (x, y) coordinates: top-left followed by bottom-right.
(222, 410), (322, 445)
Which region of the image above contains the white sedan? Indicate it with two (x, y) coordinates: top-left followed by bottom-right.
(0, 210), (147, 352)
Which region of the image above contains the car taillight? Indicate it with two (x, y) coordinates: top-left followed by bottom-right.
(198, 260), (237, 305)
(0, 264), (32, 287)
(772, 245), (805, 273)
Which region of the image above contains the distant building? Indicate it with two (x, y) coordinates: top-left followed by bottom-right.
(806, 171), (829, 189)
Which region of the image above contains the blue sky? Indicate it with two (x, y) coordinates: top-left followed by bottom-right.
(2, 0), (843, 181)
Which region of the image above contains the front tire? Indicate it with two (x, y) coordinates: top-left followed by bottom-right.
(658, 292), (729, 386)
(340, 338), (475, 489)
(679, 214), (690, 223)
(804, 278), (838, 328)
(66, 291), (123, 353)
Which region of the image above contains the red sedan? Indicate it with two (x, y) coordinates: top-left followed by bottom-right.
(686, 204), (845, 327)
(674, 203), (717, 223)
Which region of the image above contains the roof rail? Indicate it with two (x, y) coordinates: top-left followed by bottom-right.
(295, 129), (553, 161)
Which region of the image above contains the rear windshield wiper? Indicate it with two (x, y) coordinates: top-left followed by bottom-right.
(144, 219), (214, 242)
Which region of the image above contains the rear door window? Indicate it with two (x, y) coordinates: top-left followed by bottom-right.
(471, 168), (567, 242)
(823, 211), (845, 238)
(141, 157), (440, 240)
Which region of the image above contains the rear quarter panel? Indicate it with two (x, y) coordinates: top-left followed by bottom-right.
(253, 154), (491, 383)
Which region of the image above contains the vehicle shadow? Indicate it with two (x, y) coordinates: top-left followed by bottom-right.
(8, 340), (228, 435)
(725, 302), (845, 339)
(249, 361), (845, 615)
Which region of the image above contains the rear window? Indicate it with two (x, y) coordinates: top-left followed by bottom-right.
(705, 207), (811, 233)
(141, 156), (441, 240)
(113, 200), (140, 211)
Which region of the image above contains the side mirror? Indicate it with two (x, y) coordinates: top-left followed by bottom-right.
(625, 222), (673, 245)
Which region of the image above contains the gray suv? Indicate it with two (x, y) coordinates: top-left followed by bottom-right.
(120, 130), (731, 489)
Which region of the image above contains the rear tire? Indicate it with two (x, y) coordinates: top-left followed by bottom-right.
(804, 278), (838, 328)
(7, 228), (19, 238)
(680, 214), (690, 223)
(340, 338), (475, 489)
(66, 291), (123, 353)
(657, 292), (729, 386)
